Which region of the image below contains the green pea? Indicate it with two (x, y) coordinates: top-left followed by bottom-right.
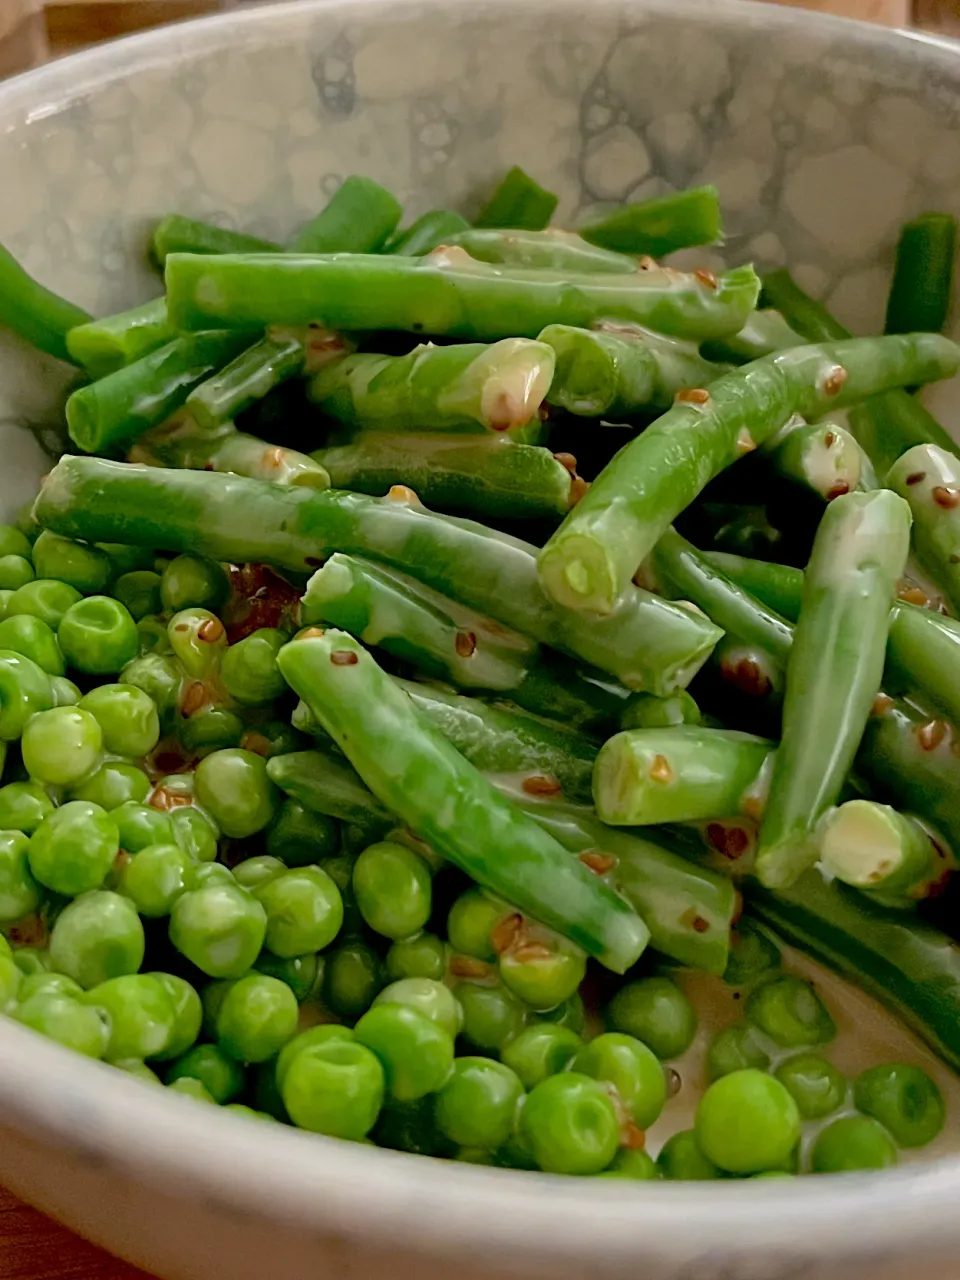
(0, 648), (54, 740)
(160, 555), (229, 614)
(254, 950), (322, 1003)
(85, 973), (176, 1061)
(167, 1077), (217, 1105)
(58, 596), (139, 675)
(193, 862), (235, 888)
(0, 524), (33, 561)
(0, 953), (21, 1010)
(151, 973), (204, 1061)
(12, 946), (49, 976)
(281, 1037), (385, 1139)
(0, 591), (12, 620)
(446, 887), (510, 962)
(255, 865), (343, 958)
(266, 799), (339, 867)
(540, 992), (586, 1036)
(234, 856), (286, 892)
(811, 1116), (899, 1173)
(165, 1043), (243, 1103)
(223, 1104), (276, 1122)
(322, 939), (383, 1020)
(0, 616), (64, 676)
(775, 1054), (847, 1121)
(119, 843), (196, 917)
(656, 1129), (724, 1181)
(498, 933), (586, 1013)
(114, 1059), (162, 1086)
(113, 802), (174, 854)
(373, 978), (463, 1040)
(724, 920), (782, 987)
(355, 1003), (455, 1102)
(22, 707), (102, 789)
(121, 653), (183, 732)
(31, 531), (111, 594)
(573, 1032), (666, 1130)
(457, 979), (526, 1054)
(194, 748), (277, 839)
(5, 579), (81, 629)
(853, 1063), (945, 1148)
(167, 609), (227, 678)
(247, 719), (307, 760)
(29, 801), (118, 896)
(0, 830), (42, 925)
(48, 890), (144, 989)
(180, 706), (245, 756)
(619, 690), (701, 730)
(112, 571), (163, 621)
(169, 881), (267, 979)
(215, 973), (299, 1064)
(501, 1023), (582, 1090)
(434, 1057), (523, 1150)
(385, 933), (446, 984)
(353, 840), (431, 941)
(15, 992), (110, 1058)
(220, 628), (288, 705)
(746, 976), (836, 1049)
(78, 684), (161, 758)
(696, 1069), (800, 1175)
(706, 1024), (772, 1081)
(0, 556), (35, 591)
(19, 971), (81, 1001)
(71, 762), (151, 811)
(373, 1097), (447, 1157)
(51, 675), (81, 706)
(135, 617), (171, 657)
(275, 1024), (356, 1090)
(605, 976), (697, 1060)
(599, 1149), (660, 1180)
(170, 806), (219, 863)
(520, 1073), (619, 1176)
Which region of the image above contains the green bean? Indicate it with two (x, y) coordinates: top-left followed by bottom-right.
(66, 298), (176, 379)
(474, 166), (558, 231)
(885, 213), (958, 336)
(184, 333), (306, 433)
(578, 186), (722, 257)
(151, 215), (281, 265)
(451, 228), (636, 274)
(386, 211), (471, 256)
(288, 177), (402, 254)
(0, 242), (92, 364)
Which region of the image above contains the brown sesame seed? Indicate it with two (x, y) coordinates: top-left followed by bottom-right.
(706, 822), (750, 860)
(579, 850), (617, 876)
(299, 627), (326, 640)
(198, 617), (224, 643)
(822, 365), (847, 396)
(449, 955), (490, 980)
(916, 719), (947, 751)
(522, 774), (562, 797)
(181, 681), (208, 717)
(490, 913), (524, 955)
(675, 387), (711, 406)
(933, 486), (960, 509)
(553, 452), (577, 474)
(387, 485), (419, 504)
(823, 431), (835, 447)
(330, 650), (359, 666)
(871, 693), (894, 717)
(906, 471), (927, 486)
(649, 754), (673, 784)
(694, 268), (718, 290)
(455, 631), (477, 658)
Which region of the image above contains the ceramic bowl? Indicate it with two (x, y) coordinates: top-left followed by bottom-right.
(2, 3), (960, 1277)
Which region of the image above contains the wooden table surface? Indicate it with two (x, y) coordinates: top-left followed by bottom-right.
(0, 1187), (150, 1279)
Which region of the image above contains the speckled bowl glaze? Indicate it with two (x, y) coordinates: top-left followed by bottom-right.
(2, 3), (960, 1277)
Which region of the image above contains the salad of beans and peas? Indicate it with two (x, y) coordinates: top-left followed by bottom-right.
(0, 167), (957, 1178)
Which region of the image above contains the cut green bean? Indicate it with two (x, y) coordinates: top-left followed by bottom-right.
(451, 228), (636, 275)
(887, 444), (960, 613)
(578, 186), (722, 257)
(818, 799), (948, 906)
(885, 213), (958, 337)
(133, 423), (329, 490)
(762, 419), (868, 501)
(66, 298), (176, 379)
(185, 333), (306, 433)
(387, 211), (471, 257)
(0, 242), (92, 364)
(474, 167), (558, 231)
(288, 177), (402, 254)
(151, 215), (282, 265)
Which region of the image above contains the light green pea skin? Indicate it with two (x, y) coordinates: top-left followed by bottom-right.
(28, 801), (118, 896)
(51, 676), (81, 706)
(501, 1023), (582, 1090)
(255, 865), (344, 958)
(19, 972), (83, 1001)
(135, 617), (172, 657)
(573, 1032), (667, 1130)
(746, 976), (836, 1049)
(498, 934), (587, 1013)
(119, 843), (196, 918)
(265, 799), (340, 868)
(255, 950), (322, 1004)
(168, 881), (267, 979)
(215, 973), (300, 1064)
(234, 856), (286, 891)
(657, 1129), (725, 1181)
(0, 953), (22, 1010)
(48, 890), (145, 989)
(15, 992), (111, 1059)
(0, 648), (54, 740)
(322, 939), (382, 1019)
(281, 1036), (385, 1140)
(605, 976), (698, 1061)
(58, 596), (140, 675)
(599, 1149), (661, 1180)
(520, 1072), (620, 1177)
(276, 1024), (356, 1090)
(0, 556), (35, 591)
(434, 1057), (524, 1150)
(0, 830), (42, 925)
(113, 802), (175, 854)
(165, 1043), (246, 1104)
(70, 762), (151, 811)
(0, 590), (12, 620)
(446, 888), (513, 962)
(373, 978), (464, 1040)
(84, 973), (177, 1061)
(167, 1077), (218, 1105)
(112, 571), (163, 621)
(31, 531), (111, 594)
(120, 653), (183, 731)
(385, 934), (447, 983)
(696, 1070), (801, 1175)
(194, 749), (278, 840)
(457, 979), (527, 1053)
(78, 684), (161, 758)
(0, 782), (54, 836)
(22, 707), (103, 789)
(12, 946), (48, 976)
(152, 972), (204, 1060)
(5, 580), (81, 629)
(170, 806), (219, 863)
(160, 555), (229, 614)
(167, 608), (228, 679)
(0, 524), (32, 561)
(810, 1115), (898, 1173)
(219, 629), (288, 706)
(193, 862), (235, 888)
(0, 616), (64, 677)
(353, 840), (432, 941)
(114, 1059), (163, 1086)
(180, 706), (245, 757)
(355, 1002), (456, 1102)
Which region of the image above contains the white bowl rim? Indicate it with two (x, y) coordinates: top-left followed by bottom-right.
(3, 0), (960, 1265)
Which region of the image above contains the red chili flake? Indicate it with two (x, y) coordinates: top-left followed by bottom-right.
(455, 631), (477, 658)
(649, 753), (673, 784)
(694, 268), (718, 290)
(522, 774), (562, 797)
(7, 914), (47, 949)
(691, 915), (710, 934)
(491, 913), (524, 955)
(449, 955), (491, 980)
(387, 484), (419, 504)
(823, 431), (836, 447)
(621, 1122), (646, 1151)
(675, 387), (711, 406)
(579, 850), (617, 876)
(916, 719), (947, 751)
(198, 617), (224, 643)
(721, 655), (772, 698)
(933, 486), (960, 509)
(553, 452), (578, 475)
(906, 471), (927, 486)
(822, 365), (847, 396)
(826, 481), (850, 500)
(706, 822), (750, 860)
(241, 731), (272, 757)
(181, 681), (209, 717)
(330, 650), (359, 666)
(871, 693), (894, 717)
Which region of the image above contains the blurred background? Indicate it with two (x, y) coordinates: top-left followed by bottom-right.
(1, 0), (958, 81)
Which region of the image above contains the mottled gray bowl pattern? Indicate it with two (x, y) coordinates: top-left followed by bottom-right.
(2, 3), (960, 1278)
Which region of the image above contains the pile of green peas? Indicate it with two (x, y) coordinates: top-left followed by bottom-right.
(0, 517), (945, 1176)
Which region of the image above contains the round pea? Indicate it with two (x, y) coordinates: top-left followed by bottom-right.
(51, 675), (81, 706)
(275, 1024), (355, 1091)
(0, 830), (41, 925)
(600, 1149), (660, 1180)
(112, 571), (163, 621)
(498, 935), (586, 1013)
(120, 653), (182, 730)
(696, 1070), (801, 1175)
(5, 580), (81, 629)
(520, 1073), (620, 1176)
(605, 976), (697, 1060)
(170, 807), (219, 863)
(724, 920), (782, 987)
(373, 978), (463, 1040)
(0, 524), (32, 561)
(167, 609), (227, 679)
(169, 881), (267, 979)
(119, 843), (196, 917)
(165, 1043), (245, 1103)
(114, 1059), (162, 1086)
(0, 616), (63, 676)
(29, 801), (118, 896)
(385, 933), (446, 983)
(78, 684), (161, 758)
(573, 1032), (666, 1129)
(746, 976), (836, 1049)
(15, 992), (110, 1058)
(194, 748), (277, 840)
(150, 973), (202, 1062)
(541, 993), (586, 1036)
(31, 531), (111, 594)
(353, 840), (431, 942)
(435, 1057), (523, 1150)
(19, 972), (82, 1001)
(113, 802), (175, 854)
(775, 1054), (847, 1121)
(355, 1003), (455, 1102)
(0, 590), (11, 621)
(501, 1023), (582, 1090)
(48, 890), (145, 989)
(220, 629), (287, 706)
(322, 939), (383, 1020)
(167, 1077), (217, 1105)
(233, 856), (286, 892)
(180, 706), (245, 757)
(12, 946), (48, 976)
(214, 973), (299, 1064)
(0, 953), (21, 1010)
(136, 617), (170, 657)
(193, 862), (234, 888)
(22, 706), (102, 788)
(656, 1129), (724, 1181)
(373, 1096), (446, 1157)
(70, 762), (151, 811)
(58, 596), (139, 675)
(160, 555), (229, 614)
(457, 980), (526, 1054)
(446, 888), (509, 962)
(707, 1024), (772, 1082)
(255, 865), (343, 958)
(255, 951), (321, 1003)
(85, 973), (176, 1061)
(99, 544), (156, 577)
(0, 556), (34, 591)
(0, 781), (54, 836)
(811, 1115), (899, 1173)
(281, 1037), (385, 1139)
(0, 648), (54, 740)
(853, 1063), (945, 1148)
(266, 799), (339, 867)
